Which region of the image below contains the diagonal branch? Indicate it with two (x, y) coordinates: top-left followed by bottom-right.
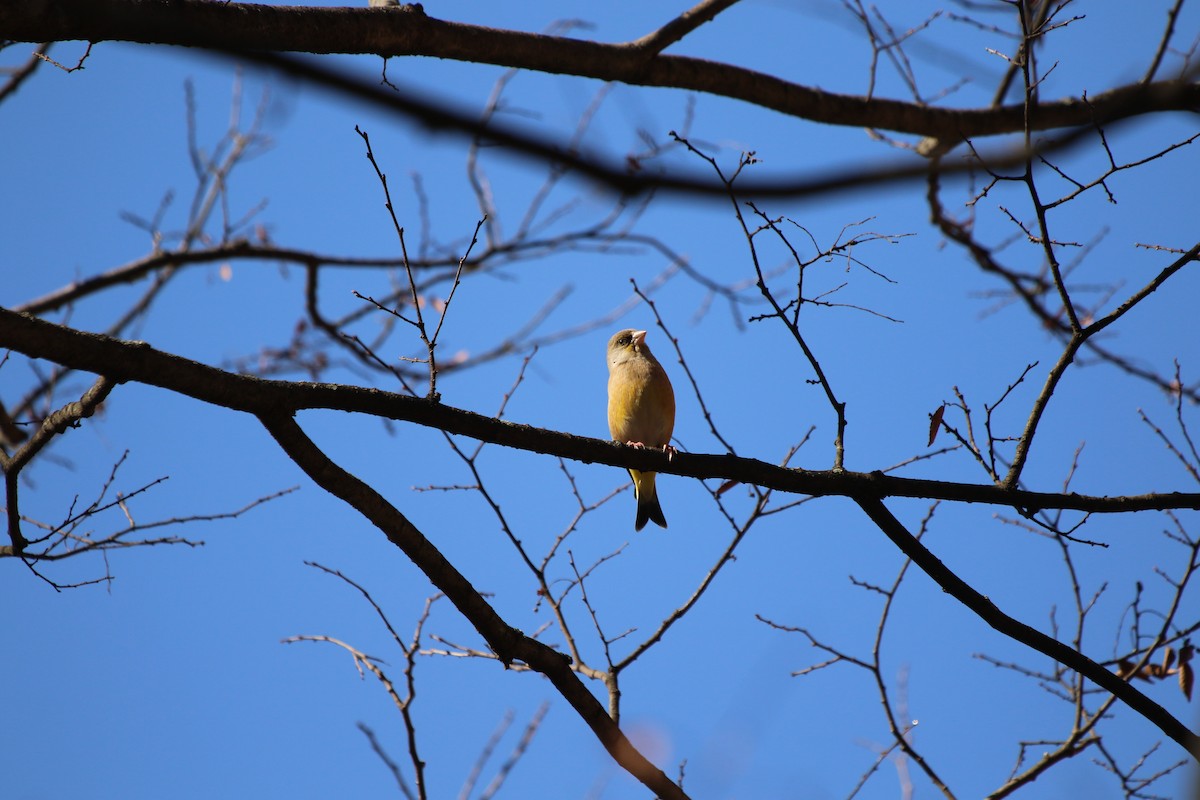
(1004, 242), (1200, 487)
(626, 0), (743, 58)
(852, 494), (1200, 760)
(256, 411), (688, 800)
(1, 375), (116, 551)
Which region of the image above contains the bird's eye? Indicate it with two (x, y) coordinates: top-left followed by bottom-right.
(619, 335), (631, 346)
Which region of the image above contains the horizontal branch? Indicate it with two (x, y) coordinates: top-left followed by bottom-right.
(3, 307), (1198, 515)
(3, 0), (1197, 143)
(14, 241), (418, 317)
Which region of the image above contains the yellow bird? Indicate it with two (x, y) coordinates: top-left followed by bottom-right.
(606, 329), (676, 530)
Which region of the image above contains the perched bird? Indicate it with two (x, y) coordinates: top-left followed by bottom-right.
(606, 329), (676, 530)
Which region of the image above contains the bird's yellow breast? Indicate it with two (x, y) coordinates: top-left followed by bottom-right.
(608, 357), (675, 447)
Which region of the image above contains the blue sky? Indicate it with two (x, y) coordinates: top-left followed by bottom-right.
(3, 1), (1199, 798)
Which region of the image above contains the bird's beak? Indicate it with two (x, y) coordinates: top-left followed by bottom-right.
(632, 330), (647, 348)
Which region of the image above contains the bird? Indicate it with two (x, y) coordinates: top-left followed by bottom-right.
(606, 328), (676, 530)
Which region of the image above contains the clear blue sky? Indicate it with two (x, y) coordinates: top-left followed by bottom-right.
(3, 2), (1199, 798)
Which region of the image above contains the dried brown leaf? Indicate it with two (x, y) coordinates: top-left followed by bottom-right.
(928, 404), (946, 447)
(1162, 646), (1176, 671)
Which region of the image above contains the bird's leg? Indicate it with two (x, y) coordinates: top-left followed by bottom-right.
(663, 444), (677, 461)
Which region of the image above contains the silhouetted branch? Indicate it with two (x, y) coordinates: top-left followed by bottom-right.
(2, 306), (1198, 516)
(257, 410), (688, 799)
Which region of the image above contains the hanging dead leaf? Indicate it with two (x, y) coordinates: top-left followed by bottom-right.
(1180, 662), (1194, 701)
(928, 404), (946, 447)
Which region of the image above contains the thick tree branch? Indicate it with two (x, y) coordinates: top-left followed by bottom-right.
(3, 1), (1197, 143)
(257, 411), (688, 800)
(2, 307), (1198, 516)
(852, 495), (1200, 760)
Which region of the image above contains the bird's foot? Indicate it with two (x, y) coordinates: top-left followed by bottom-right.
(623, 441), (676, 461)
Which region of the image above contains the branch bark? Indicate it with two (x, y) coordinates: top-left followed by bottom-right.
(853, 495), (1200, 760)
(258, 411), (688, 799)
(2, 307), (1198, 516)
(3, 0), (1196, 142)
(2, 307), (1200, 520)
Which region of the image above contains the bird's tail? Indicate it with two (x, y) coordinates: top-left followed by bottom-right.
(632, 470), (668, 531)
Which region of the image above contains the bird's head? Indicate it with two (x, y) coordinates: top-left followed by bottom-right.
(607, 328), (649, 367)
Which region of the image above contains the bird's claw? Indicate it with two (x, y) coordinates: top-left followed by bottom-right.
(623, 442), (675, 461)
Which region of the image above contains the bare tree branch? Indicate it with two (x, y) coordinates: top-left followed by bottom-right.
(256, 411), (688, 799)
(4, 2), (1195, 142)
(2, 306), (1197, 516)
(852, 494), (1200, 759)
